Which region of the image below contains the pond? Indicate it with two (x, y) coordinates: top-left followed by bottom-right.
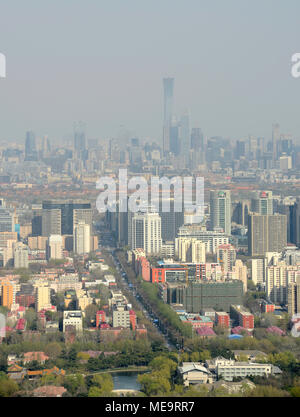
(111, 371), (146, 391)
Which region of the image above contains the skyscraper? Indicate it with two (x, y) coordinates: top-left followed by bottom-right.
(210, 190), (231, 235)
(191, 128), (204, 151)
(290, 199), (300, 247)
(42, 200), (92, 237)
(272, 123), (280, 162)
(74, 121), (86, 159)
(248, 213), (287, 256)
(179, 111), (190, 160)
(74, 221), (91, 255)
(131, 210), (162, 255)
(251, 191), (273, 215)
(25, 131), (38, 161)
(163, 77), (174, 154)
(0, 207), (13, 232)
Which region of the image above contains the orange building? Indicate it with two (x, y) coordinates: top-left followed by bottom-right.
(1, 282), (14, 309)
(129, 310), (136, 331)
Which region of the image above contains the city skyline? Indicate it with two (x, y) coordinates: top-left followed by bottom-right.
(1, 1), (300, 143)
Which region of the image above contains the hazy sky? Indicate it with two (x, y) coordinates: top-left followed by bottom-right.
(1, 0), (300, 145)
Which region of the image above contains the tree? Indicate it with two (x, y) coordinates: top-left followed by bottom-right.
(90, 374), (113, 394)
(0, 374), (19, 397)
(190, 352), (200, 362)
(25, 308), (37, 330)
(88, 386), (102, 397)
(44, 342), (62, 359)
(138, 371), (171, 396)
(199, 350), (211, 362)
(84, 304), (99, 327)
(290, 387), (300, 397)
(247, 385), (290, 397)
(63, 374), (86, 396)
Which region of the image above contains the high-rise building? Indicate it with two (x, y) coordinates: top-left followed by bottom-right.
(0, 207), (13, 232)
(251, 191), (273, 215)
(176, 238), (206, 263)
(177, 225), (229, 253)
(232, 259), (248, 292)
(74, 221), (90, 255)
(210, 190), (231, 235)
(217, 244), (236, 273)
(159, 198), (184, 242)
(47, 235), (63, 260)
(191, 128), (204, 151)
(288, 276), (300, 315)
(180, 111), (190, 159)
(267, 263), (300, 305)
(272, 123), (280, 162)
(251, 258), (267, 287)
(25, 131), (38, 161)
(1, 282), (14, 309)
(163, 77), (174, 154)
(14, 242), (29, 269)
(42, 200), (92, 237)
(35, 284), (51, 312)
(131, 210), (162, 255)
(74, 121), (86, 159)
(248, 213), (287, 256)
(290, 199), (300, 247)
(170, 118), (180, 156)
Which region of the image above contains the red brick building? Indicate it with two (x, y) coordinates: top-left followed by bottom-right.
(215, 312), (230, 327)
(96, 310), (106, 328)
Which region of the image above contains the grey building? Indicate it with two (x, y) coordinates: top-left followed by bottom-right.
(248, 213), (287, 256)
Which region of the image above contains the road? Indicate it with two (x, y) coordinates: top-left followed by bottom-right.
(98, 236), (174, 351)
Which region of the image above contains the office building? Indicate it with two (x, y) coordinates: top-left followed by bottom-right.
(131, 210), (162, 255)
(74, 121), (86, 159)
(0, 208), (13, 232)
(25, 131), (38, 161)
(74, 221), (90, 255)
(47, 235), (63, 260)
(42, 200), (92, 237)
(14, 242), (29, 269)
(163, 77), (174, 154)
(251, 191), (273, 215)
(170, 280), (244, 313)
(35, 284), (51, 312)
(177, 225), (229, 253)
(210, 190), (231, 235)
(290, 199), (300, 247)
(248, 214), (287, 256)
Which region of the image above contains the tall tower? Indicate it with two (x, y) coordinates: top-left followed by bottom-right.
(251, 191), (273, 215)
(25, 131), (38, 161)
(210, 190), (231, 235)
(180, 111), (190, 160)
(272, 123), (280, 162)
(74, 121), (86, 159)
(163, 77), (174, 155)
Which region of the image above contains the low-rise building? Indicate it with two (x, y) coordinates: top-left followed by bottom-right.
(178, 362), (215, 386)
